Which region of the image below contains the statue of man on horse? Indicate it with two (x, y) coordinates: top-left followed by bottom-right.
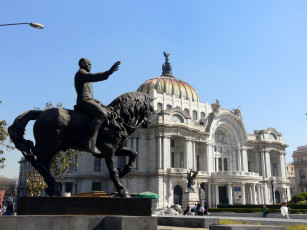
(74, 58), (120, 155)
(8, 58), (154, 197)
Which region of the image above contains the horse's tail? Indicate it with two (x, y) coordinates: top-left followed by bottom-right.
(8, 110), (43, 163)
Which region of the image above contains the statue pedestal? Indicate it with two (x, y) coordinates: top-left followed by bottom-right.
(182, 190), (199, 210)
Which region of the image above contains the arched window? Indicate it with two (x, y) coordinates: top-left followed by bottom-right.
(171, 114), (184, 123)
(173, 185), (183, 205)
(192, 110), (197, 120)
(184, 108), (189, 115)
(157, 103), (162, 111)
(201, 112), (205, 119)
(269, 133), (277, 140)
(167, 104), (172, 110)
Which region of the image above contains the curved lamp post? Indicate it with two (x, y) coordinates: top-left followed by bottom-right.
(0, 22), (44, 29)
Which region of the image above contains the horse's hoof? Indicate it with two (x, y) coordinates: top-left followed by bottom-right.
(45, 186), (56, 197)
(118, 188), (130, 198)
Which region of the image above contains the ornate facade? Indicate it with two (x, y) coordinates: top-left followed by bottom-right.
(292, 146), (307, 194)
(18, 54), (290, 207)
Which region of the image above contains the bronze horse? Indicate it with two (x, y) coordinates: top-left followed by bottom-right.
(9, 92), (153, 197)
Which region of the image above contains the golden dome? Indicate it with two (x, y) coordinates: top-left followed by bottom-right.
(137, 52), (199, 102)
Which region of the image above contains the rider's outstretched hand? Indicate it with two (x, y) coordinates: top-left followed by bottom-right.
(108, 61), (120, 75)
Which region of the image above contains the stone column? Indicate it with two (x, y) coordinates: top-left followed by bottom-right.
(157, 135), (162, 169)
(62, 183), (66, 195)
(208, 183), (212, 208)
(185, 139), (193, 169)
(261, 151), (266, 179)
(252, 184), (257, 204)
(162, 136), (170, 170)
(215, 184), (219, 207)
(260, 185), (265, 204)
(227, 183), (233, 205)
(279, 152), (286, 179)
(265, 151), (271, 178)
(229, 150), (233, 171)
(206, 143), (213, 172)
(192, 141), (196, 170)
(237, 149), (242, 171)
(241, 183), (246, 205)
(257, 185), (261, 205)
(242, 148), (248, 172)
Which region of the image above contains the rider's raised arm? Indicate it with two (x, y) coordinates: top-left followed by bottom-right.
(77, 69), (111, 83)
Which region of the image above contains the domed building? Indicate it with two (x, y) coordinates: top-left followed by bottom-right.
(18, 53), (290, 208)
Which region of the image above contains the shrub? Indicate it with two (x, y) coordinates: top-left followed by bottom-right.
(299, 192), (307, 200)
(292, 195), (305, 202)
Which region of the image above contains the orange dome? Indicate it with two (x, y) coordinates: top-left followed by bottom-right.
(137, 76), (199, 102)
(137, 52), (199, 102)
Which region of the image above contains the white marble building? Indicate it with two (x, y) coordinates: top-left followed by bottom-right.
(18, 54), (290, 207)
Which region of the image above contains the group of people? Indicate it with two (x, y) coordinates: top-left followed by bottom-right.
(0, 201), (14, 216)
(263, 202), (290, 219)
(183, 201), (209, 216)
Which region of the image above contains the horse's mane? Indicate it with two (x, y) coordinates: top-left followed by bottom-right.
(108, 92), (152, 119)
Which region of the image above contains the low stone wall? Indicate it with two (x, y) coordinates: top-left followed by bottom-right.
(158, 216), (219, 228)
(209, 212), (307, 219)
(209, 224), (287, 230)
(0, 215), (157, 230)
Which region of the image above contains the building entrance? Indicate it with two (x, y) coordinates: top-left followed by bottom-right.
(174, 185), (183, 205)
(275, 190), (281, 204)
(219, 186), (228, 204)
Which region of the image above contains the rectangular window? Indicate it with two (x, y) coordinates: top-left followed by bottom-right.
(272, 163), (278, 177)
(94, 157), (101, 172)
(171, 140), (175, 147)
(218, 158), (222, 171)
(117, 156), (126, 169)
(224, 158), (228, 171)
(65, 182), (73, 193)
(196, 155), (200, 171)
(180, 152), (184, 168)
(171, 152), (175, 168)
(92, 182), (102, 191)
(248, 161), (251, 172)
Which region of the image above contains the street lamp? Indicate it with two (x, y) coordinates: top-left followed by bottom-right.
(271, 180), (276, 211)
(0, 22), (44, 29)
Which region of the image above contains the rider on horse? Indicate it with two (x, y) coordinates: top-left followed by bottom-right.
(74, 58), (120, 155)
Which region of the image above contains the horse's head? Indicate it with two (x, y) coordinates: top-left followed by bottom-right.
(108, 92), (154, 131)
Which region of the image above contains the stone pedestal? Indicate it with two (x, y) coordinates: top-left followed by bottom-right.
(182, 190), (199, 210)
(17, 197), (152, 216)
(0, 215), (157, 230)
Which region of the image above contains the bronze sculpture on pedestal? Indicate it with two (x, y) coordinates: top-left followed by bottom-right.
(8, 58), (154, 197)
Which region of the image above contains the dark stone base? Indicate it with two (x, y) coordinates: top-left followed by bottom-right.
(0, 215), (157, 230)
(17, 197), (152, 216)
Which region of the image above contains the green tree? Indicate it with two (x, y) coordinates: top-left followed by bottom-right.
(0, 177), (17, 197)
(26, 102), (83, 196)
(0, 101), (14, 169)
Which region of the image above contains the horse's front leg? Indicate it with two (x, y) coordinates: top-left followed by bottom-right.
(115, 147), (137, 178)
(105, 155), (130, 198)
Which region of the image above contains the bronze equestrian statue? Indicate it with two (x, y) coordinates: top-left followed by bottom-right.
(8, 58), (154, 197)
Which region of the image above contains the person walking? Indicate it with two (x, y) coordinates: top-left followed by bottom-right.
(280, 202), (290, 219)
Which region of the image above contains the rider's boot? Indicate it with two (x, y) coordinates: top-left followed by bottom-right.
(83, 117), (103, 155)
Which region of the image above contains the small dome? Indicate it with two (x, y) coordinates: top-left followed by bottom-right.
(137, 52), (199, 102)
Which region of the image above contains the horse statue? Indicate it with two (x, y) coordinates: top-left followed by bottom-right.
(8, 92), (154, 197)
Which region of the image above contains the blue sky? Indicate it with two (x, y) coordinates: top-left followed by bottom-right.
(1, 1), (307, 178)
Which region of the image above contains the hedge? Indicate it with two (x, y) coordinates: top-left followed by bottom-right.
(208, 208), (307, 214)
(217, 204), (307, 209)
